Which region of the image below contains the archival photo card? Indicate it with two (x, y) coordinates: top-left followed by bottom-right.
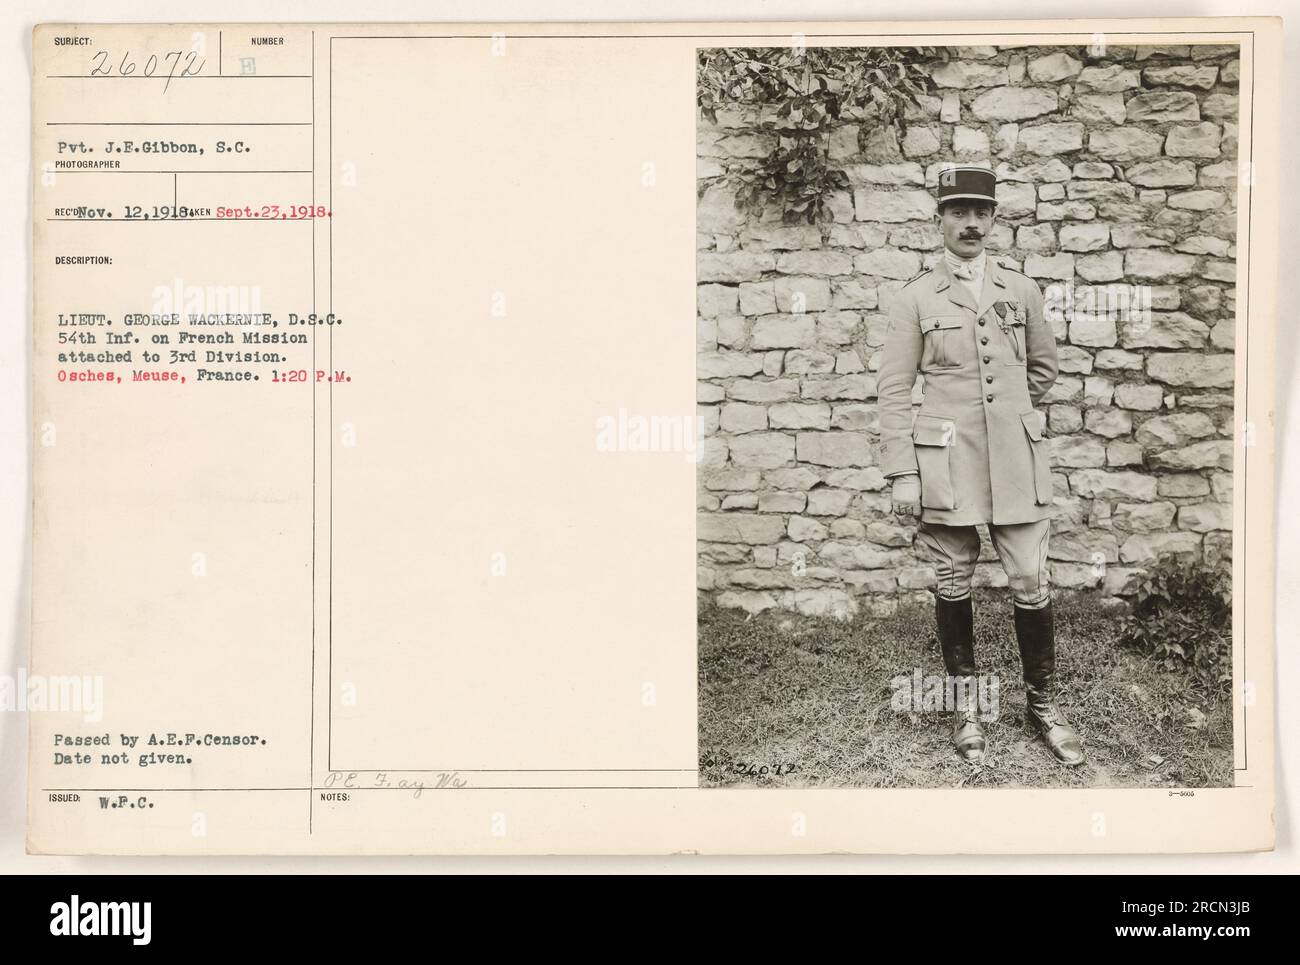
(26, 18), (1278, 855)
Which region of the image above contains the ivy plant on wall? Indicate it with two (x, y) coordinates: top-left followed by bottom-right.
(696, 46), (942, 224)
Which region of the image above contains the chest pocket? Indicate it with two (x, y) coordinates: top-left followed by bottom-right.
(919, 315), (965, 370)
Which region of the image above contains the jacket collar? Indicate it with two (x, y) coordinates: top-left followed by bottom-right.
(933, 252), (1009, 317)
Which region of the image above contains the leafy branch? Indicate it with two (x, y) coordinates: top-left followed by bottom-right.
(697, 46), (941, 224)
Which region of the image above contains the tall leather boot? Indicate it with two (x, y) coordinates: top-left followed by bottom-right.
(1014, 602), (1085, 766)
(935, 595), (986, 763)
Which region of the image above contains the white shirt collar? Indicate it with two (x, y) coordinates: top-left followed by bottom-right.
(944, 247), (986, 279)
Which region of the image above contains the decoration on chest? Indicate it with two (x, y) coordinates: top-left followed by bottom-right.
(991, 300), (1025, 334)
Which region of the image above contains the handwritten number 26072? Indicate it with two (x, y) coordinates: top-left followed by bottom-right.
(88, 50), (205, 92)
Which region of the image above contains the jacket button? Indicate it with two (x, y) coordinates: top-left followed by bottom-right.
(980, 336), (988, 345)
(978, 319), (985, 326)
(983, 355), (990, 363)
(986, 394), (994, 403)
(985, 375), (993, 384)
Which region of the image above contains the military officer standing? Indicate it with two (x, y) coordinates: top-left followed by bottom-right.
(877, 164), (1085, 767)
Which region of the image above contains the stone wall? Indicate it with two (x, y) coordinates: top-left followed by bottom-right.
(696, 43), (1239, 619)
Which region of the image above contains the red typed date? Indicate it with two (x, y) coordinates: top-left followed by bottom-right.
(216, 204), (331, 220)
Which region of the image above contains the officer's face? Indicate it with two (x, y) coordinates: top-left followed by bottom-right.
(938, 202), (995, 259)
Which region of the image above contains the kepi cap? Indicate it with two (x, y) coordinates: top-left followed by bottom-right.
(936, 164), (998, 206)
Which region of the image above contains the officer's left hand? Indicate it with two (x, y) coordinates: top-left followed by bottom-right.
(891, 475), (921, 518)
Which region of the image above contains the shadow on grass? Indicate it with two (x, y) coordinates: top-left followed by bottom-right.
(697, 591), (1233, 789)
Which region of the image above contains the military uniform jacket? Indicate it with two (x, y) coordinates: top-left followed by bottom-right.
(877, 256), (1059, 526)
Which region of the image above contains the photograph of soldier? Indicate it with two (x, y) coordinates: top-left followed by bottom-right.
(695, 43), (1240, 789)
(877, 164), (1083, 766)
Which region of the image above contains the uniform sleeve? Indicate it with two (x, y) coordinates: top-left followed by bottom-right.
(876, 287), (923, 477)
(1022, 275), (1058, 408)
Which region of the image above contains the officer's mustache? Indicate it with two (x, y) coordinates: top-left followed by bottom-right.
(959, 231), (984, 240)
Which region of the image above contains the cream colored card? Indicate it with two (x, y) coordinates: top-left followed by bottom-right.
(28, 18), (1277, 854)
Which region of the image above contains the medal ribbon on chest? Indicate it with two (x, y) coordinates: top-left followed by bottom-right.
(992, 301), (1010, 334)
(992, 300), (1024, 334)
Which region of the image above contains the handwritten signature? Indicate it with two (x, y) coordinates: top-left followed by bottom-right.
(323, 770), (468, 799)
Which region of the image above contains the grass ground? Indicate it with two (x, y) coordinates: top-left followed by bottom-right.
(697, 591), (1233, 788)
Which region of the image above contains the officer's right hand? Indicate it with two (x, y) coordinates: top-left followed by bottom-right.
(891, 475), (921, 518)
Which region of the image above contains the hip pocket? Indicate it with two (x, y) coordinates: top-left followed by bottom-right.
(1019, 410), (1053, 505)
(913, 413), (957, 511)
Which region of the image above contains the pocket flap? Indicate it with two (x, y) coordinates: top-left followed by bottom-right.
(1020, 410), (1044, 441)
(913, 414), (955, 446)
(920, 314), (964, 333)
